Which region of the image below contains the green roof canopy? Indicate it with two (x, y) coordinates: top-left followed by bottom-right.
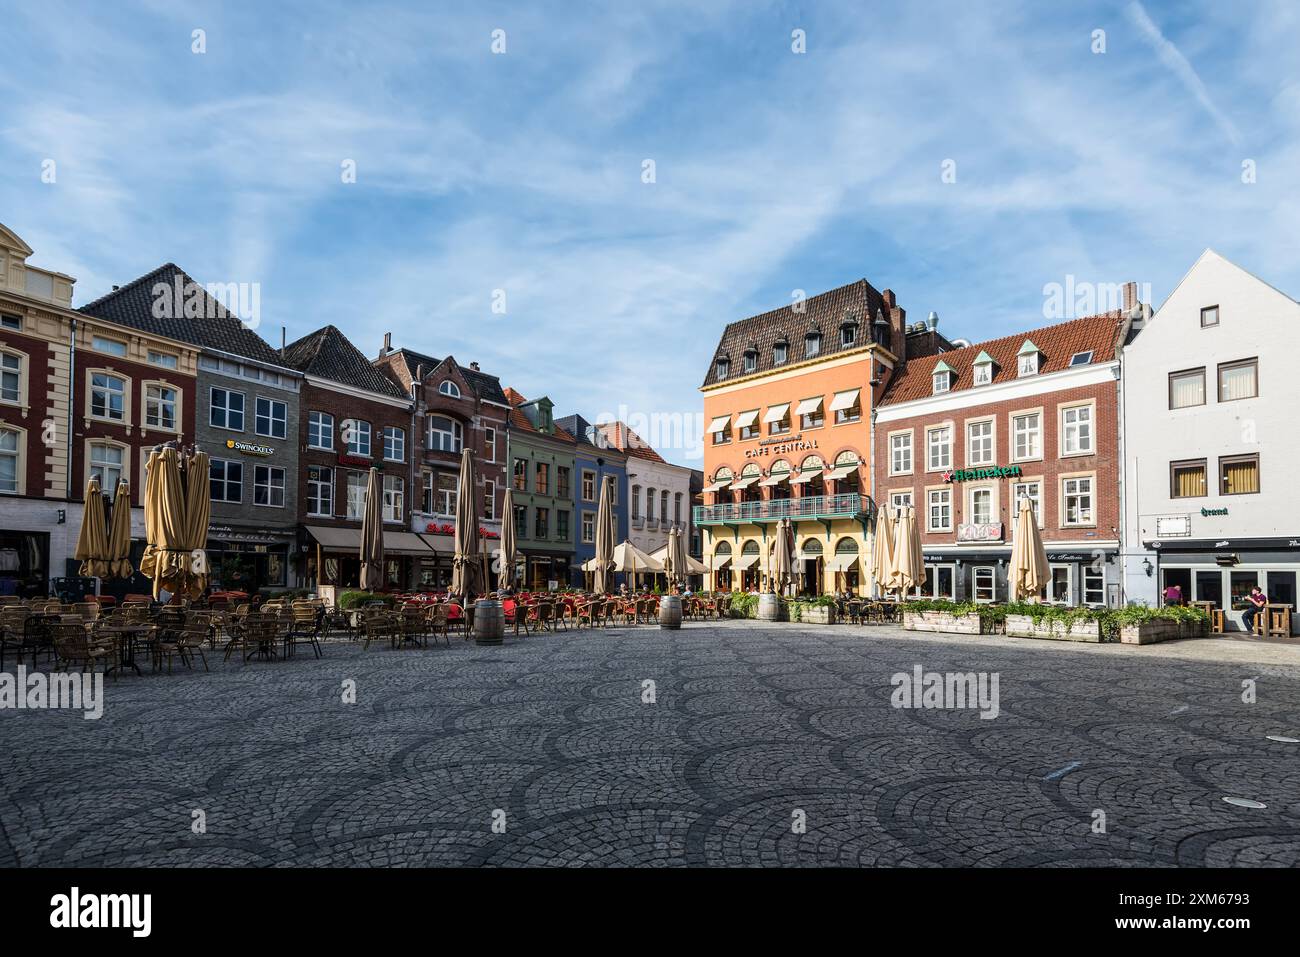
(1017, 340), (1040, 356)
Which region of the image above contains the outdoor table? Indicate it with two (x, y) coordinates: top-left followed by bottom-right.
(98, 623), (156, 676)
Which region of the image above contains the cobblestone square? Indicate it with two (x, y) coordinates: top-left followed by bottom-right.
(3, 621), (1298, 867)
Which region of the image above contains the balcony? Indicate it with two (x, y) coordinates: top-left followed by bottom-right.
(693, 493), (875, 527)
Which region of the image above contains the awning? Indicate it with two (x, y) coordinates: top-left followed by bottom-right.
(416, 534), (454, 554)
(826, 554), (859, 572)
(306, 525), (436, 556)
(712, 556), (732, 569)
(702, 479), (731, 493)
(732, 553), (760, 571)
(763, 403), (790, 423)
(707, 414), (731, 433)
(788, 471), (819, 485)
(825, 463), (859, 480)
(734, 409), (759, 429)
(795, 396), (823, 416)
(758, 470), (790, 487)
(829, 388), (861, 412)
(730, 475), (760, 490)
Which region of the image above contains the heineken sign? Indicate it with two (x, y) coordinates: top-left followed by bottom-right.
(943, 465), (1022, 483)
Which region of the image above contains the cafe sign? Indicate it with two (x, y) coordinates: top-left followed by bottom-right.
(943, 465), (1022, 483)
(747, 434), (818, 458)
(957, 522), (1004, 542)
(226, 439), (273, 457)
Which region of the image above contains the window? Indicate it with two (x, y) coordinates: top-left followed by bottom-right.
(145, 384), (177, 430)
(739, 410), (760, 441)
(581, 469), (596, 502)
(1049, 565), (1072, 604)
(1083, 567), (1105, 607)
(428, 471), (458, 515)
(832, 390), (861, 424)
(513, 458), (528, 491)
(209, 459), (243, 503)
(1200, 305), (1219, 328)
(1170, 460), (1207, 498)
(715, 358), (729, 379)
(646, 488), (655, 521)
(0, 314), (20, 331)
(514, 504), (527, 540)
(767, 404), (791, 435)
(534, 507), (549, 538)
(1219, 454), (1259, 495)
(773, 341), (788, 365)
(254, 396), (287, 439)
(438, 380), (461, 398)
(345, 420), (371, 457)
(969, 487), (994, 525)
(199, 355), (220, 371)
(346, 471), (368, 519)
(631, 485), (641, 520)
(427, 415), (461, 453)
(556, 510), (569, 541)
(674, 492), (682, 524)
(210, 387), (245, 430)
(0, 428), (19, 493)
(1018, 353), (1039, 376)
(927, 426), (952, 472)
(805, 333), (821, 358)
(483, 479), (496, 520)
(1061, 404), (1093, 455)
(147, 350), (178, 369)
(383, 475), (404, 522)
(556, 466), (571, 498)
(661, 490), (670, 524)
(973, 567), (996, 602)
(307, 411), (334, 450)
(1062, 476), (1094, 525)
(91, 373), (127, 421)
(841, 324), (857, 347)
(607, 475), (618, 505)
(253, 465), (285, 507)
(1011, 481), (1041, 522)
(384, 426), (405, 462)
(973, 362), (992, 386)
(889, 491), (913, 511)
(1217, 358), (1258, 401)
(927, 488), (952, 532)
(307, 466), (333, 516)
(967, 420), (994, 466)
(90, 442), (125, 498)
(1012, 412), (1041, 461)
(535, 462), (549, 495)
(581, 511), (595, 544)
(890, 433), (913, 475)
(1169, 368), (1206, 409)
(485, 427), (496, 462)
(932, 371), (950, 394)
(712, 421), (731, 445)
(798, 397), (824, 429)
(91, 335), (127, 357)
(744, 351), (757, 373)
(1069, 351), (1093, 366)
(0, 352), (21, 403)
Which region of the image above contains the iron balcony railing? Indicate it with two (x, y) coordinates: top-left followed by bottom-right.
(693, 493), (873, 525)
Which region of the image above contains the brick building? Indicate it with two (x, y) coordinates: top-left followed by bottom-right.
(873, 309), (1131, 606)
(283, 325), (430, 598)
(374, 340), (512, 590)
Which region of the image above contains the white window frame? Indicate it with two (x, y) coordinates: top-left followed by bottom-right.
(345, 470), (368, 520)
(89, 371), (128, 423)
(344, 419), (371, 458)
(0, 426), (25, 495)
(144, 382), (179, 431)
(0, 349), (27, 408)
(889, 431), (913, 475)
(581, 510), (595, 544)
(484, 426), (496, 463)
(254, 395), (288, 439)
(438, 380), (461, 398)
(1061, 474), (1095, 527)
(483, 478), (496, 521)
(973, 362), (992, 386)
(384, 426), (406, 462)
(973, 566), (997, 603)
(1011, 479), (1043, 527)
(927, 487), (952, 532)
(253, 464), (286, 508)
(1010, 410), (1042, 462)
(383, 474), (404, 523)
(209, 387), (245, 431)
(966, 418), (994, 467)
(967, 485), (995, 526)
(1082, 566), (1106, 607)
(1060, 402), (1095, 456)
(306, 466), (333, 517)
(926, 425), (952, 472)
(307, 411), (334, 450)
(88, 440), (127, 502)
(1018, 352), (1039, 377)
(427, 415), (462, 454)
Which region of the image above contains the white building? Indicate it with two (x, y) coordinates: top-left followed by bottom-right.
(1120, 249), (1298, 631)
(598, 421), (694, 556)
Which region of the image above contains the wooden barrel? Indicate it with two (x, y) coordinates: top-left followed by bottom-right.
(658, 595), (683, 630)
(473, 599), (504, 645)
(757, 592), (783, 621)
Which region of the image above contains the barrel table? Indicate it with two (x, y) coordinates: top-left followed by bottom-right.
(658, 595), (683, 630)
(473, 599), (505, 645)
(757, 593), (782, 621)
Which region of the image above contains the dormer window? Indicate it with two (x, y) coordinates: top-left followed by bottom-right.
(840, 322), (857, 347)
(715, 356), (730, 379)
(931, 360), (955, 394)
(773, 340), (788, 365)
(805, 332), (821, 358)
(438, 380), (461, 398)
(1069, 351), (1093, 366)
(743, 349), (757, 373)
(1017, 341), (1041, 377)
(972, 350), (995, 386)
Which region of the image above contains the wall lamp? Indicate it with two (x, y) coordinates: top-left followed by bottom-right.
(1142, 558), (1153, 577)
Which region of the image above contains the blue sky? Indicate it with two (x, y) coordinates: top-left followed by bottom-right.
(2, 1), (1297, 465)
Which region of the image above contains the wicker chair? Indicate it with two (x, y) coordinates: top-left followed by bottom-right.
(285, 605), (324, 658)
(50, 622), (113, 675)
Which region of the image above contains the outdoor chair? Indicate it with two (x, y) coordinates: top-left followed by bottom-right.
(576, 601), (595, 628)
(286, 605), (325, 658)
(445, 603), (467, 640)
(0, 610), (37, 669)
(50, 622), (113, 676)
(398, 607), (427, 648)
(427, 603), (451, 646)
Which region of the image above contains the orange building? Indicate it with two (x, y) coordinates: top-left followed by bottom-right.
(697, 279), (950, 595)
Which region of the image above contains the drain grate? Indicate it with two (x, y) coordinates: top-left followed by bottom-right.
(1265, 735), (1299, 743)
(1222, 797), (1267, 809)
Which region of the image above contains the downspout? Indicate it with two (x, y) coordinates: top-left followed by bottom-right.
(66, 317), (77, 499)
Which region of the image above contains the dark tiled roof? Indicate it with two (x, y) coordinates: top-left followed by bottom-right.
(390, 347), (509, 405)
(880, 312), (1124, 406)
(594, 422), (668, 464)
(284, 325), (407, 398)
(503, 388), (576, 443)
(701, 278), (890, 388)
(78, 263), (284, 365)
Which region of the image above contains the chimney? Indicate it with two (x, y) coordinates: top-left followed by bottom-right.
(280, 325), (286, 354)
(470, 361), (480, 371)
(112, 285), (120, 291)
(1122, 281), (1138, 312)
(382, 332), (392, 356)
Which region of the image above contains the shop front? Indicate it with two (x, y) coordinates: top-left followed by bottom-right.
(1152, 540), (1298, 634)
(0, 528), (50, 598)
(303, 525), (437, 604)
(521, 550), (570, 591)
(206, 524), (297, 594)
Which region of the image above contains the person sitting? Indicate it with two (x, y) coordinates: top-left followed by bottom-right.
(1242, 586), (1268, 633)
(1163, 582), (1183, 606)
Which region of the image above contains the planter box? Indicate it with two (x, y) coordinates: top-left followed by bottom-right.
(799, 605), (837, 625)
(1005, 614), (1102, 643)
(903, 610), (982, 635)
(1119, 617), (1209, 645)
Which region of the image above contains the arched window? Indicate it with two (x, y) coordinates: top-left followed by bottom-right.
(800, 538), (823, 556)
(834, 537), (859, 554)
(714, 467), (734, 483)
(714, 540), (732, 557)
(438, 380), (461, 398)
(741, 540), (760, 556)
(740, 463), (761, 479)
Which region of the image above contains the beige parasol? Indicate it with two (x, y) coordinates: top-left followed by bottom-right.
(106, 479), (134, 579)
(74, 479), (110, 579)
(888, 505), (925, 595)
(451, 448), (481, 599)
(497, 486), (517, 591)
(1008, 497), (1050, 601)
(770, 517), (794, 595)
(181, 451), (211, 597)
(140, 448), (190, 600)
(358, 466), (385, 592)
(871, 504), (896, 598)
(592, 475), (615, 593)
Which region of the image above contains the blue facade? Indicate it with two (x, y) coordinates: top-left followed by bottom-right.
(557, 415), (629, 587)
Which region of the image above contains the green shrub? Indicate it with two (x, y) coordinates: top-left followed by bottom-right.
(728, 593), (759, 618)
(338, 590), (396, 610)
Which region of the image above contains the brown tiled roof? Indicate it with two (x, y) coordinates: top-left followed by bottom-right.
(879, 312), (1124, 406)
(594, 422), (668, 464)
(503, 388), (576, 442)
(701, 278), (890, 388)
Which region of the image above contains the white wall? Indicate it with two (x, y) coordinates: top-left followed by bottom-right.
(1121, 249), (1300, 603)
(626, 458), (693, 555)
